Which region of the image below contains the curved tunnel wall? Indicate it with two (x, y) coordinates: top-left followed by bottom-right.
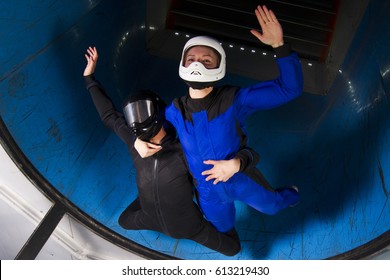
(0, 0), (389, 259)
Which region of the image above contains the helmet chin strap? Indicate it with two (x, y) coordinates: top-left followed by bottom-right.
(185, 81), (216, 90)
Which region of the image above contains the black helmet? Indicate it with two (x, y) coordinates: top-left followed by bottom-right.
(122, 90), (166, 141)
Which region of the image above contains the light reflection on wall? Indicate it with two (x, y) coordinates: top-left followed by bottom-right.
(173, 30), (315, 67)
(338, 67), (387, 114)
(112, 24), (160, 70)
(113, 30), (132, 69)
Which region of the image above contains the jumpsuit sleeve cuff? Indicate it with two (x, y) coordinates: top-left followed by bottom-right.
(235, 149), (253, 173)
(84, 74), (100, 91)
(238, 158), (245, 173)
(274, 43), (291, 58)
(235, 147), (261, 172)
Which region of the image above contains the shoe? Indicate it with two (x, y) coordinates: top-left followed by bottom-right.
(291, 185), (299, 192)
(289, 185), (300, 207)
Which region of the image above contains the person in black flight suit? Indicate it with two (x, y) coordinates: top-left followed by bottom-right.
(83, 46), (260, 256)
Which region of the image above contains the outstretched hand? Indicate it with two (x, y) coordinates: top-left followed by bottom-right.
(202, 158), (241, 185)
(83, 46), (98, 76)
(250, 5), (284, 48)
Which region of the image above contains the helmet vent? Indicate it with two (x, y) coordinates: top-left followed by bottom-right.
(190, 70), (202, 75)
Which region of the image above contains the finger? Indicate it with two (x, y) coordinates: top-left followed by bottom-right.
(257, 5), (268, 22)
(213, 178), (219, 185)
(269, 9), (279, 23)
(146, 143), (161, 148)
(205, 175), (214, 182)
(87, 49), (94, 58)
(93, 47), (98, 59)
(262, 5), (272, 21)
(201, 169), (212, 176)
(148, 146), (162, 151)
(255, 7), (266, 26)
(88, 47), (97, 58)
(250, 29), (264, 41)
(146, 142), (161, 149)
(203, 160), (216, 165)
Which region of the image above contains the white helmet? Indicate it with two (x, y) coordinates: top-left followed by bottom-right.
(179, 36), (226, 85)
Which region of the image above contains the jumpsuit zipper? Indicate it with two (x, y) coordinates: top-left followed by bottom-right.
(152, 155), (170, 235)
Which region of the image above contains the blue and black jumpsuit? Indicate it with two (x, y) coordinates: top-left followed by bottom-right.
(166, 44), (304, 233)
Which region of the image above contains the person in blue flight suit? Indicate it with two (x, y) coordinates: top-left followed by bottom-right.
(135, 5), (303, 233)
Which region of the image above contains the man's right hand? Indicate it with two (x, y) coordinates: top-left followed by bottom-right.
(83, 46), (98, 76)
(134, 138), (162, 158)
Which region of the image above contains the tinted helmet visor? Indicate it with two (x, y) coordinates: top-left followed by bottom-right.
(122, 91), (165, 141)
(123, 99), (154, 125)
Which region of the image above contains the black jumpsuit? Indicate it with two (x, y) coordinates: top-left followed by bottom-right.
(85, 75), (258, 256)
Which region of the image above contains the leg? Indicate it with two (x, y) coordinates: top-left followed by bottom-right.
(248, 167), (274, 191)
(190, 220), (241, 256)
(118, 197), (143, 229)
(196, 184), (236, 233)
(230, 173), (300, 215)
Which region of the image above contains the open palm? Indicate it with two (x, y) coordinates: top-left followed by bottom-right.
(250, 5), (284, 48)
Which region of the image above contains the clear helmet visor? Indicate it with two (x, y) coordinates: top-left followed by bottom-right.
(123, 99), (154, 126)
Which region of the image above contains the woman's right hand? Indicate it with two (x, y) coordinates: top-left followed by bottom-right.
(134, 138), (162, 158)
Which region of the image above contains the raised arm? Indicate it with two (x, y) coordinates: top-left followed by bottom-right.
(234, 5), (303, 119)
(83, 47), (134, 147)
